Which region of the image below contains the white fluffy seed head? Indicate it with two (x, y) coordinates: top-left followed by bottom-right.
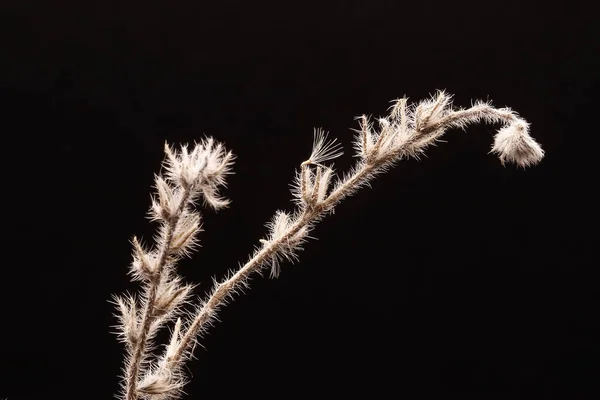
(491, 120), (544, 168)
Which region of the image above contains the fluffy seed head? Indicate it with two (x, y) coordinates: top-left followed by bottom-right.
(491, 120), (544, 168)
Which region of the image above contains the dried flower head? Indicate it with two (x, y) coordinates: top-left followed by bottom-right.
(163, 139), (235, 209)
(491, 120), (544, 167)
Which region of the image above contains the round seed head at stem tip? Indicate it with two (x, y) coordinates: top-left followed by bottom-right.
(490, 120), (544, 168)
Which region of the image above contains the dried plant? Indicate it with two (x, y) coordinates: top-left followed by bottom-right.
(111, 90), (544, 400)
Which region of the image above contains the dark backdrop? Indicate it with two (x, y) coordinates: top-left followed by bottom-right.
(1, 1), (595, 399)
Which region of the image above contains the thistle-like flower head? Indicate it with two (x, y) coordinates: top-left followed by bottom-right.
(490, 120), (544, 168)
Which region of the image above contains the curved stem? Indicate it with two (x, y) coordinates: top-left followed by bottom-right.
(160, 99), (539, 387)
(169, 164), (382, 369)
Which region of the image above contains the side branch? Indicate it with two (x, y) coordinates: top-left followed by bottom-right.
(166, 92), (546, 376)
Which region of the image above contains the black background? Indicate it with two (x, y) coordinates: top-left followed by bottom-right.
(1, 1), (596, 399)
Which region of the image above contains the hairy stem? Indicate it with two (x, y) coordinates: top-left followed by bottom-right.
(168, 156), (385, 369)
(167, 209), (311, 369)
(167, 103), (514, 368)
(126, 188), (192, 400)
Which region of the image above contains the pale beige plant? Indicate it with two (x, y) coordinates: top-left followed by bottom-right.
(112, 90), (544, 400)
